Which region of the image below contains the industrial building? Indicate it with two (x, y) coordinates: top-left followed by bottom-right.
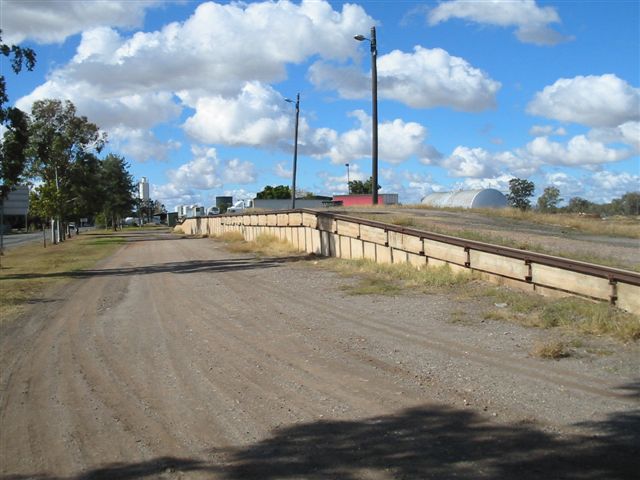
(421, 189), (508, 209)
(332, 193), (399, 207)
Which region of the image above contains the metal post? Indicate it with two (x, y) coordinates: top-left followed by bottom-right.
(291, 93), (300, 210)
(345, 163), (350, 193)
(370, 26), (378, 205)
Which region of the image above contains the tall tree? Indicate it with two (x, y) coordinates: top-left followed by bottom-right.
(1, 30), (36, 198)
(26, 99), (106, 238)
(256, 185), (291, 199)
(348, 177), (380, 195)
(537, 186), (562, 212)
(100, 154), (135, 230)
(507, 178), (535, 211)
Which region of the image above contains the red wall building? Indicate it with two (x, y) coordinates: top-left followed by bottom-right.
(332, 194), (399, 207)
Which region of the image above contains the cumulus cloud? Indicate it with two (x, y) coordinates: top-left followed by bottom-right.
(529, 125), (567, 136)
(2, 0), (166, 44)
(275, 162), (292, 179)
(319, 110), (440, 165)
(588, 121), (640, 152)
(310, 46), (501, 111)
(110, 128), (181, 163)
(527, 74), (640, 128)
(427, 0), (571, 46)
(523, 135), (633, 166)
(458, 174), (514, 192)
(441, 146), (498, 178)
(183, 82), (294, 147)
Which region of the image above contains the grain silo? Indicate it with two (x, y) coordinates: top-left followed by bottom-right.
(421, 189), (508, 209)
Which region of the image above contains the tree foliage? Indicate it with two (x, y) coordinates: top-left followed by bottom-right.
(256, 185), (291, 199)
(507, 178), (535, 211)
(348, 177), (379, 195)
(537, 186), (562, 212)
(0, 31), (36, 199)
(100, 154), (136, 229)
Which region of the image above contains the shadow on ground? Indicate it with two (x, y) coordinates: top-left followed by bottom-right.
(0, 255), (311, 281)
(3, 404), (638, 479)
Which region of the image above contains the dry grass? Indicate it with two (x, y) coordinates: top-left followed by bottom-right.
(173, 226), (184, 234)
(402, 205), (640, 239)
(0, 235), (124, 323)
(216, 232), (300, 257)
(530, 341), (570, 359)
(482, 288), (640, 342)
(323, 258), (472, 295)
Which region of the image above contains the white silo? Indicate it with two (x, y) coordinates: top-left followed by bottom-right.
(138, 177), (150, 201)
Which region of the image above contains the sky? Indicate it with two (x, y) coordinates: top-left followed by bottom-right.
(1, 0), (639, 210)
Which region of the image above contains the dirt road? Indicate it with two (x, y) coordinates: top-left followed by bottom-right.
(1, 230), (638, 479)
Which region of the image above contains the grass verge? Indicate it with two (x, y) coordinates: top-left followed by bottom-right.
(321, 258), (472, 295)
(0, 234), (124, 323)
(482, 288), (640, 342)
(215, 232), (301, 257)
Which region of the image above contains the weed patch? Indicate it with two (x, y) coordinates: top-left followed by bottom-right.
(215, 232), (300, 257)
(531, 341), (570, 359)
(0, 235), (124, 323)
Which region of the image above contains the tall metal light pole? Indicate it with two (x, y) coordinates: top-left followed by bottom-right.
(345, 163), (350, 193)
(354, 26), (378, 205)
(285, 93), (300, 209)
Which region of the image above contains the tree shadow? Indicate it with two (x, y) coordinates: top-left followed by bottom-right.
(3, 405), (638, 479)
(0, 255), (311, 281)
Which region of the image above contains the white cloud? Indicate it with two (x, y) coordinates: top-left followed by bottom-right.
(529, 125), (567, 136)
(275, 162), (292, 179)
(222, 158), (256, 184)
(428, 0), (570, 46)
(111, 128), (181, 163)
(458, 174), (514, 192)
(310, 46), (500, 111)
(527, 74), (640, 128)
(320, 110), (440, 165)
(524, 135), (633, 166)
(588, 121), (640, 152)
(441, 146), (498, 178)
(2, 0), (166, 44)
(183, 82), (294, 147)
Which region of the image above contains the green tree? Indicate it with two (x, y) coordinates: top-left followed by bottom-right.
(537, 186), (562, 212)
(565, 197), (594, 214)
(1, 31), (36, 199)
(256, 185), (291, 199)
(507, 178), (535, 211)
(26, 99), (106, 238)
(348, 177), (380, 195)
(100, 154), (135, 230)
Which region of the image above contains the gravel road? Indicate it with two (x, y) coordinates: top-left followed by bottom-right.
(1, 230), (638, 479)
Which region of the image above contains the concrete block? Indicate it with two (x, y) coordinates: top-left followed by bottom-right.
(289, 212), (303, 226)
(363, 242), (377, 261)
(376, 244), (392, 264)
(617, 282), (640, 314)
(531, 264), (610, 300)
(336, 220), (360, 239)
(277, 213), (288, 226)
(350, 238), (364, 259)
(392, 248), (408, 264)
(267, 215), (278, 226)
(340, 235), (352, 259)
(359, 225), (387, 245)
(316, 215), (335, 232)
(407, 253), (427, 268)
(310, 228), (322, 255)
(423, 239), (467, 265)
(258, 215), (268, 226)
(478, 271), (535, 292)
(470, 250), (528, 280)
(388, 231), (423, 254)
(320, 231), (332, 257)
(302, 212), (318, 229)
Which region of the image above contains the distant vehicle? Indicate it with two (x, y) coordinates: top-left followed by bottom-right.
(226, 200), (247, 213)
(124, 217), (138, 226)
(207, 206), (220, 216)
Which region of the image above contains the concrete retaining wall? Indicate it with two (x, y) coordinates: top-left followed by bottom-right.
(181, 211), (640, 314)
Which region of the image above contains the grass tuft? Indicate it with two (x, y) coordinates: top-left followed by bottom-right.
(216, 232), (300, 257)
(531, 341), (570, 359)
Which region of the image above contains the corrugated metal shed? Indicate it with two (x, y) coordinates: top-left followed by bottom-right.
(421, 189), (507, 209)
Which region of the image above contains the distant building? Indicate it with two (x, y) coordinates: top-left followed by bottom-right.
(138, 177), (149, 201)
(332, 193), (399, 207)
(421, 189), (507, 209)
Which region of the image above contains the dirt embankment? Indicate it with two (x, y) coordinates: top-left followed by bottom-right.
(1, 231), (638, 479)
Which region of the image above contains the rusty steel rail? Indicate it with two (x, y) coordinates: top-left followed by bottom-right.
(221, 208), (640, 287)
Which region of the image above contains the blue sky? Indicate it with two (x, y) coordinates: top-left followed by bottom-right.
(2, 0), (639, 210)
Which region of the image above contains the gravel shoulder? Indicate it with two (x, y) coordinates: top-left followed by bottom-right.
(1, 230), (638, 479)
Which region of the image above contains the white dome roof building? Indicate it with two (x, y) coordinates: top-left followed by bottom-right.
(421, 189), (508, 209)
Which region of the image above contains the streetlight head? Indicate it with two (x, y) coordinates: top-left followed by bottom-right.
(354, 34), (366, 41)
(284, 98), (293, 103)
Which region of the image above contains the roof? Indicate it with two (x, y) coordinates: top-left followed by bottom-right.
(421, 189), (507, 209)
